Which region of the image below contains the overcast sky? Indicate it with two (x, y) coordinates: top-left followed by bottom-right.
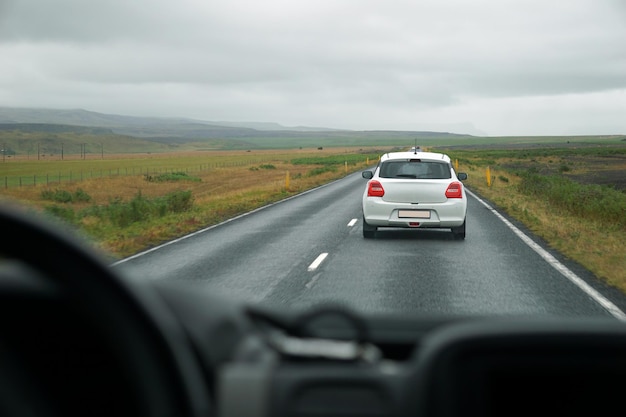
(1, 0), (625, 136)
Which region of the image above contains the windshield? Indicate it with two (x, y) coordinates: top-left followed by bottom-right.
(379, 160), (452, 179)
(1, 0), (625, 321)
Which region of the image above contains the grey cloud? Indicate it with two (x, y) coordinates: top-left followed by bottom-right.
(0, 0), (625, 135)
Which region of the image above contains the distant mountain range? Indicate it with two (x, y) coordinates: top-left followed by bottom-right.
(0, 107), (347, 137)
(0, 106), (476, 153)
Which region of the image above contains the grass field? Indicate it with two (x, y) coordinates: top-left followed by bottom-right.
(0, 147), (381, 257)
(0, 148), (392, 185)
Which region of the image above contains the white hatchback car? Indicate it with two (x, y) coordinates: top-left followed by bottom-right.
(361, 151), (468, 239)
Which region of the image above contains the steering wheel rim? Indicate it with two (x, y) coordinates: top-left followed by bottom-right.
(0, 204), (210, 417)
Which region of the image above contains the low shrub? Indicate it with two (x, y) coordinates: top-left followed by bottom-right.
(41, 188), (92, 203)
(41, 189), (73, 203)
(145, 172), (201, 182)
(78, 190), (195, 228)
(43, 205), (76, 223)
(160, 190), (194, 213)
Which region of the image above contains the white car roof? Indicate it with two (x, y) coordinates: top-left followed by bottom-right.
(381, 151), (451, 163)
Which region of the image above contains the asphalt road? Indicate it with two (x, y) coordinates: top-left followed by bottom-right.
(114, 172), (626, 319)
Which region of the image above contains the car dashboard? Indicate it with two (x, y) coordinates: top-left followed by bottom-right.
(217, 304), (626, 417)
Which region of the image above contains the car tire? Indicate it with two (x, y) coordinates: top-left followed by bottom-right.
(452, 219), (466, 240)
(362, 216), (377, 238)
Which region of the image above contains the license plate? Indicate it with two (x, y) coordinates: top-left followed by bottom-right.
(399, 210), (430, 219)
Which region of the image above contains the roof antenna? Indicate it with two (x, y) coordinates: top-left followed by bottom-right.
(414, 139), (417, 154)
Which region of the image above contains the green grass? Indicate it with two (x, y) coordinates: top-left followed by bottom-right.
(306, 166), (337, 176)
(516, 172), (625, 230)
(46, 190), (195, 229)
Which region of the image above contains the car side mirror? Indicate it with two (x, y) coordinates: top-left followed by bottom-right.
(362, 171), (374, 179)
(457, 172), (468, 181)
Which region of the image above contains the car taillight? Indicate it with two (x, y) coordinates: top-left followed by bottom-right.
(367, 180), (385, 197)
(445, 181), (463, 198)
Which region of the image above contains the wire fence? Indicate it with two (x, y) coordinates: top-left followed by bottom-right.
(1, 159), (270, 189)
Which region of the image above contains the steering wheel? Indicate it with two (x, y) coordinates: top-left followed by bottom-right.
(0, 205), (210, 417)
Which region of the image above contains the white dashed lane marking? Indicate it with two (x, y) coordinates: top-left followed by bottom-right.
(308, 253), (329, 272)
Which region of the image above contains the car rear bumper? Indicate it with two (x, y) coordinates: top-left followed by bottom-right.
(363, 198), (466, 228)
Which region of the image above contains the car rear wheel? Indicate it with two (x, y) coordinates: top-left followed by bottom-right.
(362, 216), (377, 238)
(452, 219), (466, 240)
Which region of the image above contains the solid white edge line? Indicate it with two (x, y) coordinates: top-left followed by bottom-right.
(467, 189), (626, 321)
(347, 218), (358, 227)
(308, 253), (329, 272)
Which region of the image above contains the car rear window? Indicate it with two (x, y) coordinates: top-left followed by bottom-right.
(379, 160), (451, 179)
